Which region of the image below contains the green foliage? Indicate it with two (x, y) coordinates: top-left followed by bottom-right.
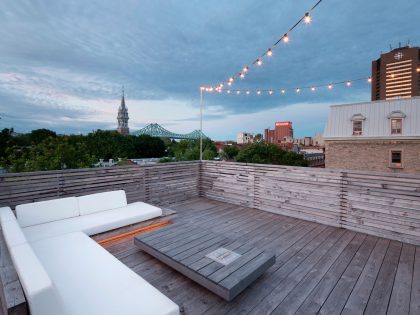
(168, 139), (216, 161)
(0, 128), (168, 172)
(222, 145), (239, 160)
(236, 143), (308, 167)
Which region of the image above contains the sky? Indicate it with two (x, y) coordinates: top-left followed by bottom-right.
(0, 0), (419, 140)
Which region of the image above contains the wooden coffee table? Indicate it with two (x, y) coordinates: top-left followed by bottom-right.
(134, 223), (275, 301)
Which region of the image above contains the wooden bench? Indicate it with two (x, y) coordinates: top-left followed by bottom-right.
(134, 223), (275, 301)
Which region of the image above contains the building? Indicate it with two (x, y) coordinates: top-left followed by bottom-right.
(237, 132), (254, 144)
(371, 45), (420, 101)
(323, 97), (420, 173)
(313, 133), (325, 147)
(264, 121), (293, 145)
(117, 90), (129, 135)
(300, 148), (325, 168)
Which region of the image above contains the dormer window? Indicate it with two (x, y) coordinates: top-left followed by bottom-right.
(351, 114), (366, 136)
(353, 120), (363, 135)
(387, 110), (406, 135)
(391, 119), (402, 135)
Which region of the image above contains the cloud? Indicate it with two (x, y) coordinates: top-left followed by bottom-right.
(0, 0), (418, 138)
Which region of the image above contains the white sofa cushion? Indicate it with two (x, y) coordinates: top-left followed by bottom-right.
(16, 197), (79, 228)
(0, 206), (17, 223)
(77, 190), (127, 215)
(23, 202), (162, 243)
(1, 215), (28, 248)
(31, 232), (179, 315)
(9, 243), (66, 315)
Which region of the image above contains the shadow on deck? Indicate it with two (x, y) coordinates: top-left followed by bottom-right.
(101, 197), (420, 315)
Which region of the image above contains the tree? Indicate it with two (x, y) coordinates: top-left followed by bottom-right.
(0, 128), (14, 160)
(168, 139), (217, 161)
(133, 135), (166, 158)
(29, 128), (57, 144)
(222, 145), (239, 160)
(85, 130), (135, 160)
(236, 143), (308, 166)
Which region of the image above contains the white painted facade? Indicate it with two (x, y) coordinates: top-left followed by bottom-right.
(323, 97), (420, 140)
(237, 132), (254, 144)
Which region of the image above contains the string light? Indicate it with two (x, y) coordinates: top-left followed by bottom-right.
(205, 0), (323, 89)
(304, 13), (312, 24)
(227, 82), (232, 86)
(208, 76), (371, 95)
(240, 72), (245, 79)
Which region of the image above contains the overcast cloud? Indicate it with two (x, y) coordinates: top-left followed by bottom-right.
(0, 0), (418, 139)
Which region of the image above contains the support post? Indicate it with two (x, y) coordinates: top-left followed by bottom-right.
(200, 88), (203, 161)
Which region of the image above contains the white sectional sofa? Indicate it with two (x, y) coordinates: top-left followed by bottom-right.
(0, 190), (179, 315)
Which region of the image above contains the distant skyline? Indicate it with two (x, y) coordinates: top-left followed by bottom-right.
(0, 0), (419, 140)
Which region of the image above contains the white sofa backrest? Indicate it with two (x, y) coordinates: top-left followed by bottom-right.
(1, 213), (28, 248)
(10, 243), (66, 315)
(16, 197), (79, 228)
(77, 190), (127, 216)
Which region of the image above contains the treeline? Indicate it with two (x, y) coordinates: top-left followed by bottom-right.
(0, 128), (166, 172)
(0, 128), (307, 173)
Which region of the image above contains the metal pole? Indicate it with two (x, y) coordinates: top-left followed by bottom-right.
(199, 88), (203, 161)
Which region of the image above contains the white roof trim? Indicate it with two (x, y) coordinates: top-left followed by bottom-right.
(351, 113), (366, 121)
(387, 110), (406, 119)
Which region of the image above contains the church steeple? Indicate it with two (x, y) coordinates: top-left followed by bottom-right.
(117, 86), (129, 135)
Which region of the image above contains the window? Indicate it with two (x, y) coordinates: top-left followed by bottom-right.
(352, 120), (363, 135)
(391, 118), (402, 135)
(389, 150), (403, 168)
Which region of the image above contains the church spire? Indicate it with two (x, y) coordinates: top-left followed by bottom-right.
(117, 86), (129, 135)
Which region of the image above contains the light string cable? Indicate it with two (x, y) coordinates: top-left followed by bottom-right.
(206, 0), (323, 91)
(209, 77), (373, 95)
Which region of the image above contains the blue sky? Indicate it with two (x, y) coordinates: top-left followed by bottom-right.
(0, 0), (418, 140)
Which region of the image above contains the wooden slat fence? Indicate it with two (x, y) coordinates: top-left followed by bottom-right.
(0, 161), (200, 209)
(200, 161), (420, 246)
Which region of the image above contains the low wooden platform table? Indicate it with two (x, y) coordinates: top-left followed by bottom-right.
(134, 223), (275, 301)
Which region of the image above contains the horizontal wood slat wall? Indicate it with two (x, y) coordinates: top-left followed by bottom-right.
(0, 161), (200, 209)
(201, 161), (420, 246)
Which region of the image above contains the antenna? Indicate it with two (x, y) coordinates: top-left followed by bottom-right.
(122, 85), (125, 97)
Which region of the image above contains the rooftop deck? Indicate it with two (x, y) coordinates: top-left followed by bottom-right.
(102, 197), (420, 315)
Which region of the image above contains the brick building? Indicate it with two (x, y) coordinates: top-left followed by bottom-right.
(264, 122), (293, 145)
(323, 97), (420, 173)
(371, 46), (420, 101)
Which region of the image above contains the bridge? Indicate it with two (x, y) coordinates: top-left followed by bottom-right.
(132, 123), (208, 140)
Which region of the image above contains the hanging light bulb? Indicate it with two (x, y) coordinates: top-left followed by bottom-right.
(281, 89), (286, 94)
(246, 90), (250, 95)
(328, 84), (333, 90)
(243, 66), (249, 73)
(346, 81), (352, 87)
(368, 77), (372, 83)
(304, 12), (311, 24)
(283, 34), (289, 43)
(311, 86), (316, 92)
(209, 87), (214, 92)
(257, 90), (261, 95)
(227, 90), (231, 94)
(267, 48), (273, 57)
(296, 88), (300, 93)
(257, 59), (263, 66)
(227, 81), (232, 86)
(236, 90), (241, 95)
(219, 83), (224, 88)
(240, 72), (245, 79)
(269, 90), (273, 95)
(229, 77), (234, 82)
(200, 86), (205, 91)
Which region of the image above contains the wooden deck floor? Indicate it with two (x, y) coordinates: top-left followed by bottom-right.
(102, 198), (420, 315)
